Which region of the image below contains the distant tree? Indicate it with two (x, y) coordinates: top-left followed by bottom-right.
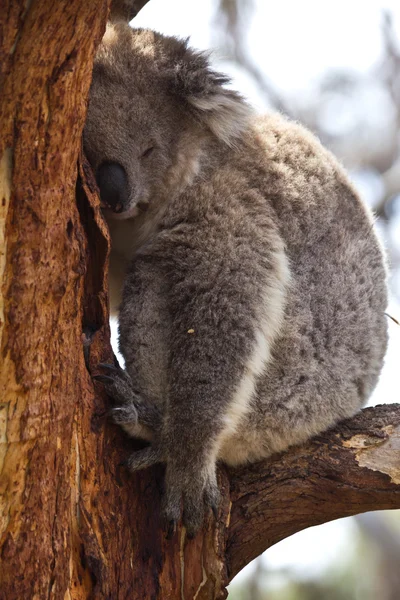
(214, 3), (400, 295)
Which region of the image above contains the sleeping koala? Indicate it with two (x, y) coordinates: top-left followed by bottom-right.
(84, 22), (388, 536)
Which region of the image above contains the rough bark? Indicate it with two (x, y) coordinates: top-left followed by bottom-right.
(1, 1), (400, 600)
(0, 1), (111, 597)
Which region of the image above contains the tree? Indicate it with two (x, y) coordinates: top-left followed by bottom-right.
(0, 1), (399, 598)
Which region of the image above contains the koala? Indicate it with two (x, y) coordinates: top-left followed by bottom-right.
(84, 23), (388, 536)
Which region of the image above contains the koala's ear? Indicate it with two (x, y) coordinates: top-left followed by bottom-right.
(171, 46), (252, 146)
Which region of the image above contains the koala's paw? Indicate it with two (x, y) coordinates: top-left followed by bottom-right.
(94, 364), (162, 436)
(93, 363), (140, 406)
(162, 472), (220, 539)
(183, 478), (221, 538)
(109, 404), (138, 427)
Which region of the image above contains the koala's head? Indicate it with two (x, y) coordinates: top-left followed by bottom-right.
(83, 23), (251, 219)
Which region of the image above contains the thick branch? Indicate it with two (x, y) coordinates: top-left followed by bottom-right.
(225, 404), (400, 583)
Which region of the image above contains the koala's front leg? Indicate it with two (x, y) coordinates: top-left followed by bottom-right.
(161, 350), (239, 537)
(159, 223), (289, 537)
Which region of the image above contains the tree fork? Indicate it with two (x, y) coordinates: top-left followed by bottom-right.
(1, 1), (400, 599)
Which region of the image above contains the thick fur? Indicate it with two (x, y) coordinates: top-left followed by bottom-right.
(84, 24), (388, 535)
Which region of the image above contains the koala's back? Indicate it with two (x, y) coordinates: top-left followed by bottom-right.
(218, 114), (388, 464)
(115, 107), (387, 468)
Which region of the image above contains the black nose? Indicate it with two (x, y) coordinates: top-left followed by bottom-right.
(96, 162), (129, 213)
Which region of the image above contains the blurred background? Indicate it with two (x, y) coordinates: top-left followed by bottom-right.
(118, 1), (400, 597)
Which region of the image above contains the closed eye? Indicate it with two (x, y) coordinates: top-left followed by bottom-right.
(141, 146), (155, 158)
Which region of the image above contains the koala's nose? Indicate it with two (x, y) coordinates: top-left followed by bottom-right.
(96, 162), (129, 213)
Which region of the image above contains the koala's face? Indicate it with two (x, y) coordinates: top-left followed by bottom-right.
(83, 24), (250, 220)
(84, 29), (184, 220)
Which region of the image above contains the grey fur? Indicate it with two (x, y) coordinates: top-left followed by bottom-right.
(85, 23), (388, 536)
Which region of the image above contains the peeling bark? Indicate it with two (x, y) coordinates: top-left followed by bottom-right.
(226, 404), (400, 582)
(1, 2), (400, 599)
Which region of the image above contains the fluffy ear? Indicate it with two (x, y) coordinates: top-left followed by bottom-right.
(171, 45), (253, 146)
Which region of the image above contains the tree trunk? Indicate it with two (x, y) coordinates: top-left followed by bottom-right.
(1, 2), (400, 599)
(0, 1), (111, 597)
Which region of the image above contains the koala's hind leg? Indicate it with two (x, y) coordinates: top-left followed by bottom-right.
(94, 363), (162, 441)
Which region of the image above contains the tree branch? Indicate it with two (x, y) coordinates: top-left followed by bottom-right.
(224, 404), (400, 583)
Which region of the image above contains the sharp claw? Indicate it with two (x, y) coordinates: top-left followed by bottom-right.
(166, 520), (177, 540)
(108, 407), (127, 421)
(211, 502), (218, 520)
(93, 374), (115, 384)
(98, 362), (119, 370)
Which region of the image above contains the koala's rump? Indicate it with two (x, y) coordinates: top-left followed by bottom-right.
(223, 194), (386, 466)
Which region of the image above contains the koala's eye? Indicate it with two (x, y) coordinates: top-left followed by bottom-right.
(141, 146), (155, 159)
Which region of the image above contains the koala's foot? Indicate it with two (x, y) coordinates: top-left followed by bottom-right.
(93, 363), (162, 433)
(163, 470), (220, 539)
(93, 363), (140, 405)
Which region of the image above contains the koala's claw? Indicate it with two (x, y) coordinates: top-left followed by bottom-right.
(125, 446), (163, 471)
(162, 483), (182, 538)
(165, 519), (178, 540)
(93, 363), (140, 406)
(98, 362), (119, 371)
(109, 404), (138, 426)
(211, 501), (218, 521)
(182, 480), (220, 537)
(183, 502), (204, 539)
(92, 374), (115, 384)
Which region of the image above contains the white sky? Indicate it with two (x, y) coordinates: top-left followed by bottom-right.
(135, 0), (400, 98)
(124, 0), (400, 587)
(247, 0), (400, 89)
